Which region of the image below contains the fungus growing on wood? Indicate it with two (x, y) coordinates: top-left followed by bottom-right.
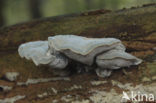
(18, 35), (142, 77)
(18, 41), (68, 69)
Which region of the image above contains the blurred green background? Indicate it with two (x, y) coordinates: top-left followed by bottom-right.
(0, 0), (156, 27)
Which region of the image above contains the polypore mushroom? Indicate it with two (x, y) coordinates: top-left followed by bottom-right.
(96, 49), (142, 69)
(18, 35), (142, 78)
(48, 35), (125, 66)
(18, 41), (68, 69)
(95, 49), (142, 77)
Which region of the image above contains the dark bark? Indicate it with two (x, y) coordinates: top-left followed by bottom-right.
(0, 4), (155, 52)
(0, 4), (155, 103)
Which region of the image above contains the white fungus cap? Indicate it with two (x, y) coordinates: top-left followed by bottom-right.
(96, 49), (142, 69)
(48, 35), (125, 65)
(18, 41), (68, 69)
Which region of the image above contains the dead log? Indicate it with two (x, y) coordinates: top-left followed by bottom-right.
(0, 4), (156, 103)
(0, 4), (155, 53)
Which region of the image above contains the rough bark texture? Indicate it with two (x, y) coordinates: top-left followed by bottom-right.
(0, 4), (155, 52)
(0, 4), (156, 103)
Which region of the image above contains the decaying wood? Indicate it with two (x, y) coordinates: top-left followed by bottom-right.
(0, 4), (156, 103)
(0, 4), (156, 52)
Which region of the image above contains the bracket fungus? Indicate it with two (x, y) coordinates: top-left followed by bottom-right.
(18, 35), (142, 78)
(18, 41), (68, 69)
